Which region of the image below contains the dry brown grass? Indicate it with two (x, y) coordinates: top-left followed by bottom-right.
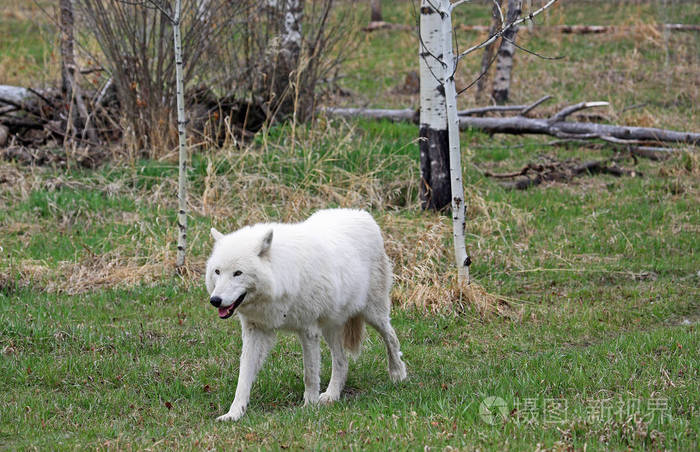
(0, 130), (525, 318)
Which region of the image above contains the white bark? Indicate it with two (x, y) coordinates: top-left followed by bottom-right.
(419, 0), (445, 131)
(173, 0), (188, 269)
(281, 0), (303, 60)
(0, 85), (32, 105)
(439, 0), (469, 284)
(492, 0), (521, 104)
(419, 0), (451, 210)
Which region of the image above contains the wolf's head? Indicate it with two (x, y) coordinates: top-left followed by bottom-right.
(205, 226), (274, 319)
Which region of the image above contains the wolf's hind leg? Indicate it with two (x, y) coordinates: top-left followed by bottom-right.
(298, 327), (321, 405)
(363, 313), (407, 382)
(319, 326), (348, 404)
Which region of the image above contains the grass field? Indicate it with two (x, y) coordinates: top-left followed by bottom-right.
(1, 0), (699, 450)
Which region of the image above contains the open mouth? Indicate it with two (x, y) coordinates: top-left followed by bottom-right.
(217, 292), (246, 319)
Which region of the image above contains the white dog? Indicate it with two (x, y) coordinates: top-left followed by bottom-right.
(206, 208), (407, 421)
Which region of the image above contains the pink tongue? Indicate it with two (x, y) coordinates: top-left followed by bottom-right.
(218, 306), (230, 318)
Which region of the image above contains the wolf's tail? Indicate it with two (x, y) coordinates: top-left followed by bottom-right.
(343, 315), (365, 359)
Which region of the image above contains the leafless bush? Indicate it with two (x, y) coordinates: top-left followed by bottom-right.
(75, 0), (249, 154)
(236, 0), (357, 123)
(74, 0), (357, 154)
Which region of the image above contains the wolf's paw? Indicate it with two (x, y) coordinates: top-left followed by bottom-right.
(303, 392), (319, 406)
(319, 391), (340, 405)
(216, 406), (245, 422)
(389, 361), (407, 382)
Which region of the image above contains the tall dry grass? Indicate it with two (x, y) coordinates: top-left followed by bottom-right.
(0, 117), (531, 317)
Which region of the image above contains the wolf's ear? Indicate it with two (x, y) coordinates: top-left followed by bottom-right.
(211, 227), (224, 241)
(259, 229), (273, 256)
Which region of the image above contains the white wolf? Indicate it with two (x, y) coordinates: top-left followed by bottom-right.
(206, 208), (407, 421)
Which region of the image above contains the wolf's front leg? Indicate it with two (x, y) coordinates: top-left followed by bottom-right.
(216, 323), (276, 422)
(298, 327), (321, 405)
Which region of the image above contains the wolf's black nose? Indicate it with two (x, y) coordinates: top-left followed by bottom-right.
(210, 296), (222, 307)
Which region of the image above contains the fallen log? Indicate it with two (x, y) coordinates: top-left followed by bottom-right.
(0, 85), (34, 106)
(458, 23), (700, 34)
(320, 102), (700, 146)
(321, 107), (415, 122)
(458, 115), (699, 145)
(363, 21), (412, 32)
(321, 96), (552, 121)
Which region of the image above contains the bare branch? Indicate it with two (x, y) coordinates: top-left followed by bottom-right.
(519, 95), (552, 116)
(491, 0), (504, 26)
(457, 0), (559, 61)
(456, 50), (498, 95)
(501, 35), (563, 60)
(549, 101), (609, 123)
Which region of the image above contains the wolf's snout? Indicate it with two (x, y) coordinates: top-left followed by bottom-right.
(210, 296), (222, 307)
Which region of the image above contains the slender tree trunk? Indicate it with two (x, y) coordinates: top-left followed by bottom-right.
(492, 0), (522, 104)
(59, 0), (97, 143)
(370, 0), (382, 22)
(281, 0), (303, 65)
(419, 0), (450, 210)
(267, 0), (305, 120)
(59, 0), (75, 98)
(173, 0), (188, 269)
(475, 0), (503, 103)
(438, 0), (470, 284)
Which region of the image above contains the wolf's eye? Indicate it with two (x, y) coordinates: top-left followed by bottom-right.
(214, 269), (220, 275)
(233, 270), (242, 277)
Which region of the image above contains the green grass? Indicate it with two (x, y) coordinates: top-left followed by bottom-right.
(1, 285), (697, 450)
(1, 118), (698, 450)
(1, 0), (700, 449)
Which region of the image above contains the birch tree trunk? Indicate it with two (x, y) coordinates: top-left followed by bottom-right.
(419, 0), (450, 210)
(60, 0), (75, 98)
(438, 0), (470, 284)
(173, 0), (188, 269)
(370, 0), (382, 22)
(59, 0), (96, 143)
(475, 0), (503, 103)
(267, 0), (305, 119)
(492, 0), (522, 104)
(281, 0), (303, 65)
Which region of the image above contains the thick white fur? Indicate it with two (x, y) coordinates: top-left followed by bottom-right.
(206, 208), (407, 421)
